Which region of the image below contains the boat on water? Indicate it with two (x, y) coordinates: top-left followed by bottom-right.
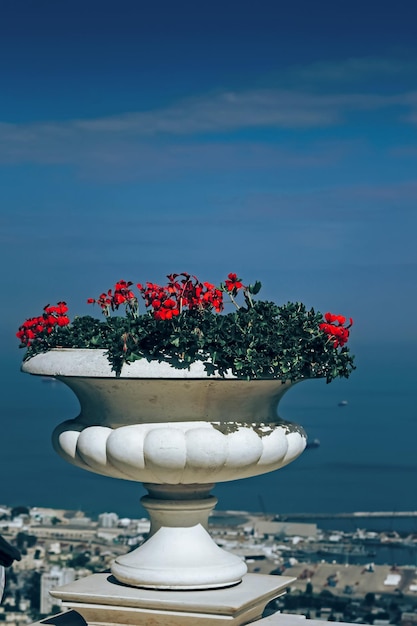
(338, 400), (348, 407)
(306, 438), (320, 450)
(317, 544), (376, 557)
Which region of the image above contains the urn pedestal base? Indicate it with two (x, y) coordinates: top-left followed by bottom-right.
(50, 573), (295, 626)
(111, 484), (247, 589)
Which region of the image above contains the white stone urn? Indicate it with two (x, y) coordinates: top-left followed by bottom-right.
(22, 349), (307, 590)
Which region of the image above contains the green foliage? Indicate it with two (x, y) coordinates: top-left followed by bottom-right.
(68, 551), (91, 568)
(22, 300), (355, 382)
(25, 571), (41, 611)
(11, 506), (29, 518)
(15, 532), (37, 549)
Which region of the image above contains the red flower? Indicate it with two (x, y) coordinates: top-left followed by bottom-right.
(138, 273), (224, 318)
(224, 273), (244, 292)
(113, 293), (126, 305)
(44, 305), (58, 315)
(164, 298), (177, 309)
(325, 312), (347, 325)
(17, 302), (72, 347)
(320, 312), (353, 348)
(56, 316), (70, 327)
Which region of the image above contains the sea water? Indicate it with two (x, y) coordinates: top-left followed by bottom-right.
(1, 342), (416, 529)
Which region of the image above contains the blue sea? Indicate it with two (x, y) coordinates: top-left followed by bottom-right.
(1, 342), (416, 532)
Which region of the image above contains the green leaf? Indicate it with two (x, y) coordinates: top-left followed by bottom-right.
(248, 281), (262, 295)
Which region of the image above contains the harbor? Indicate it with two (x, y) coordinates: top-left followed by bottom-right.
(277, 512), (417, 521)
(210, 511), (417, 568)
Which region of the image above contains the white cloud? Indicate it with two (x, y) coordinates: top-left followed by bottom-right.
(0, 72), (417, 177)
(0, 89), (416, 146)
(65, 90), (417, 135)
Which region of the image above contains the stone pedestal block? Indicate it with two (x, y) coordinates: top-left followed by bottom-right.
(50, 573), (295, 626)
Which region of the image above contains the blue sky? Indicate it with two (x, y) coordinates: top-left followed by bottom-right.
(2, 0), (417, 353)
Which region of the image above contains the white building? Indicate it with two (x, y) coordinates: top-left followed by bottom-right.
(40, 567), (75, 615)
(98, 512), (119, 528)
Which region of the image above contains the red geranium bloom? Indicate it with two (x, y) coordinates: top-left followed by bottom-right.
(113, 293), (126, 305)
(225, 273), (244, 292)
(320, 312), (353, 348)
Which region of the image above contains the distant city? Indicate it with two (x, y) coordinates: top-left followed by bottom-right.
(1, 504), (417, 625)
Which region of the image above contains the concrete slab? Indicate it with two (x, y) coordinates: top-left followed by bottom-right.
(50, 572), (295, 626)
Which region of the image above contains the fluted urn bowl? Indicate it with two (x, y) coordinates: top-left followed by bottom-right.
(22, 349), (307, 590)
